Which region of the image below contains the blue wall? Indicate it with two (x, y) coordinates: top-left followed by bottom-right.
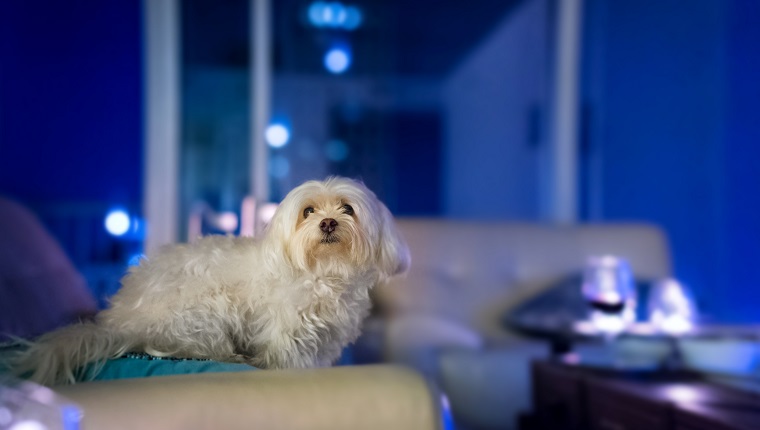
(0, 1), (143, 205)
(584, 0), (760, 322)
(443, 0), (548, 219)
(718, 0), (760, 322)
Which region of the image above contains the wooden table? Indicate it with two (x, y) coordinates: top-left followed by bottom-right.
(522, 360), (760, 430)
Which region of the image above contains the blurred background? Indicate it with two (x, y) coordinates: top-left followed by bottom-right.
(1, 0), (759, 326)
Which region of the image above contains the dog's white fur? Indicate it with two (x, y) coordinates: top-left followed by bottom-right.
(12, 177), (409, 385)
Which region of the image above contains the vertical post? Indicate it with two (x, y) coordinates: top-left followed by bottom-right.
(143, 0), (180, 253)
(548, 0), (583, 223)
(250, 0), (272, 234)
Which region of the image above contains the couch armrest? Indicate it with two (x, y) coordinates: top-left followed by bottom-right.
(55, 365), (440, 430)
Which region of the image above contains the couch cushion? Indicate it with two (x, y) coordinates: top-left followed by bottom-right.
(55, 365), (441, 430)
(0, 198), (97, 341)
(375, 219), (672, 339)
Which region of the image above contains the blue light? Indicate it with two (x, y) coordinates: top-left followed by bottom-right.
(324, 47), (351, 74)
(265, 123), (290, 148)
(105, 209), (130, 237)
(307, 2), (362, 30)
(326, 2), (347, 26)
(308, 2), (327, 27)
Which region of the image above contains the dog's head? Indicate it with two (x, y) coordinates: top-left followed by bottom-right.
(266, 177), (409, 280)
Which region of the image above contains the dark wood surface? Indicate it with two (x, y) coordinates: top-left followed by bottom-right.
(525, 360), (760, 430)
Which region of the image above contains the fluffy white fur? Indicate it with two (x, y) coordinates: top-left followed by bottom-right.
(11, 177), (409, 385)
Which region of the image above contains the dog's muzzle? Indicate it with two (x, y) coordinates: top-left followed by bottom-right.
(319, 218), (340, 244)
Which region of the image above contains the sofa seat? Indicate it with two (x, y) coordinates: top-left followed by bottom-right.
(55, 365), (442, 430)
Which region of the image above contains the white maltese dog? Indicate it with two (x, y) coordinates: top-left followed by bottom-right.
(12, 177), (409, 385)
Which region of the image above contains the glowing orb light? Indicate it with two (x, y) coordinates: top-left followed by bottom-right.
(265, 124), (291, 148)
(105, 209), (130, 237)
(324, 47), (351, 74)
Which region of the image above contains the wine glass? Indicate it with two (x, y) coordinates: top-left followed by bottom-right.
(581, 255), (637, 338)
(648, 278), (696, 335)
(647, 278), (697, 370)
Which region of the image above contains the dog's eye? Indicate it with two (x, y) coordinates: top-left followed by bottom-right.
(303, 207), (315, 218)
(342, 204), (354, 216)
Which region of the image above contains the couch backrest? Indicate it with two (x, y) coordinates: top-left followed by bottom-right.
(375, 219), (673, 339)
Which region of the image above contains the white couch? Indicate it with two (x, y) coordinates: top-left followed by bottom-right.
(52, 365), (443, 430)
(372, 219), (673, 429)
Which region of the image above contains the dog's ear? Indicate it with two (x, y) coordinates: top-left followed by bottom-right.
(265, 204), (289, 243)
(261, 197), (298, 263)
(376, 204), (410, 279)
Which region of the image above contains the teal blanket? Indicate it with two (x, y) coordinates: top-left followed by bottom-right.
(0, 344), (256, 383)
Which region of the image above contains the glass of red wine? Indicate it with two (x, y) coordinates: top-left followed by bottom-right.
(581, 255), (637, 338)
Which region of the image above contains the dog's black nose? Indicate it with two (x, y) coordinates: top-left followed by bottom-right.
(320, 218), (338, 234)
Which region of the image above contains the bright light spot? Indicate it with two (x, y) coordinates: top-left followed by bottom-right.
(326, 2), (346, 25)
(661, 385), (703, 403)
(661, 316), (693, 334)
(265, 124), (290, 148)
(325, 139), (349, 161)
(308, 2), (362, 30)
(649, 278), (697, 335)
(652, 310), (693, 335)
(9, 421), (48, 430)
(269, 156), (290, 179)
(591, 311), (626, 335)
(320, 3), (335, 24)
(598, 290), (622, 304)
(259, 203), (279, 226)
(308, 2), (327, 27)
(324, 47), (351, 74)
(215, 212), (239, 232)
(105, 209), (130, 236)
